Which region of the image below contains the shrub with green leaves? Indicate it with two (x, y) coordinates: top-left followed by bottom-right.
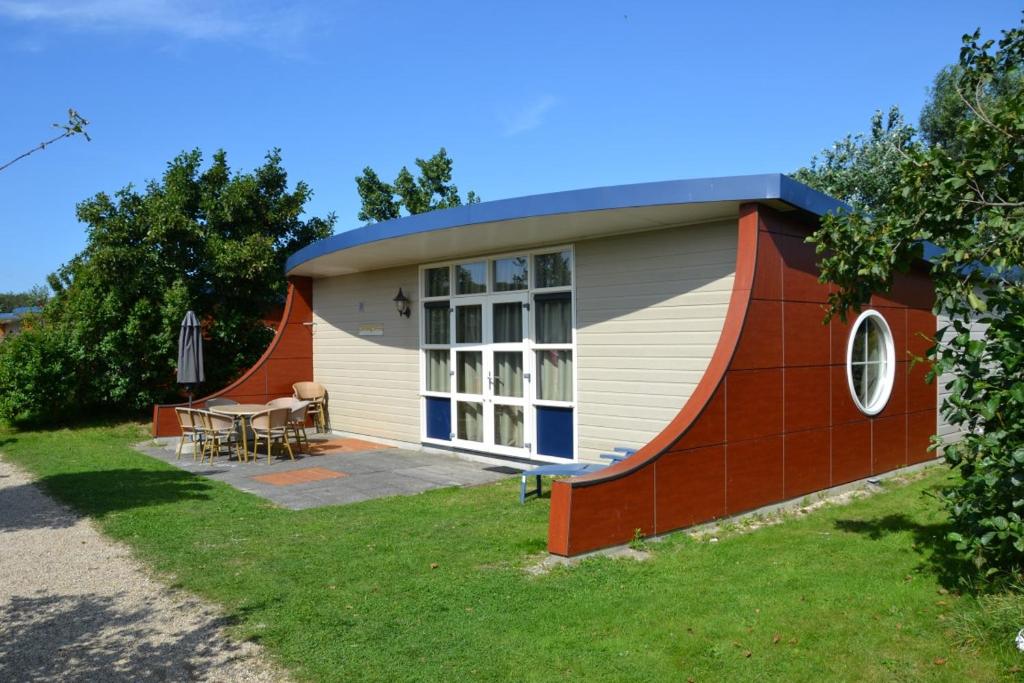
(0, 325), (85, 424)
(805, 21), (1024, 581)
(0, 149), (335, 425)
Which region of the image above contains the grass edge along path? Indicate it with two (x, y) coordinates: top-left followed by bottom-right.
(1, 422), (1022, 681)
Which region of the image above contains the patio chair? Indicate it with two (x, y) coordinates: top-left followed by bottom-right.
(292, 381), (327, 432)
(173, 407), (200, 460)
(193, 410), (241, 464)
(250, 407), (294, 464)
(205, 397), (238, 408)
(265, 397), (304, 450)
(287, 400), (311, 454)
(185, 408), (213, 462)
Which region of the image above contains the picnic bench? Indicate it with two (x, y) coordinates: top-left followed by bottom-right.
(519, 447), (639, 503)
(520, 463), (607, 503)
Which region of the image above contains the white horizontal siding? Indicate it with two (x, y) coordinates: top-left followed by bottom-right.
(575, 220), (737, 462)
(312, 265), (420, 443)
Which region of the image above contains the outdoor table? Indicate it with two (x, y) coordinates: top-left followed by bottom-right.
(209, 403), (268, 460)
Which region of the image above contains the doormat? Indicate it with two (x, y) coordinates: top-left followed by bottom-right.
(306, 438), (392, 455)
(251, 467), (349, 487)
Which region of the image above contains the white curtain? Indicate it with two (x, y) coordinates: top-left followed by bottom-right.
(537, 350), (573, 401)
(425, 305), (449, 344)
(495, 405), (524, 447)
(426, 350), (449, 392)
(492, 302), (522, 343)
(457, 351), (482, 394)
(456, 305), (482, 343)
(425, 267), (450, 297)
(494, 352), (523, 398)
(536, 298), (571, 344)
(458, 401), (483, 441)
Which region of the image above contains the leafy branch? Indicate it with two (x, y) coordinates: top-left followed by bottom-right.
(804, 17), (1024, 582)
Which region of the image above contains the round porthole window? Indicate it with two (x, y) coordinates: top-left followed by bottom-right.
(846, 310), (896, 415)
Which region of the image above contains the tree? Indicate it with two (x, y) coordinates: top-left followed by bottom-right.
(0, 285), (49, 312)
(920, 61), (1024, 156)
(356, 147), (479, 223)
(791, 106), (918, 212)
(0, 109), (90, 173)
(0, 148), (335, 423)
(807, 20), (1024, 581)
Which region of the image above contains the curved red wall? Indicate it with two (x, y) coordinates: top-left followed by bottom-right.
(151, 277), (314, 437)
(548, 204), (936, 556)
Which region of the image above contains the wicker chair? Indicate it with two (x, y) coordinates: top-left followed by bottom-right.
(174, 407), (199, 460)
(250, 407), (294, 463)
(266, 397), (310, 453)
(287, 400), (311, 454)
(292, 382), (327, 432)
(194, 410), (241, 463)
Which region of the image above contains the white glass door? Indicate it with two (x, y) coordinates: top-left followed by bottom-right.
(487, 293), (530, 456)
(452, 297), (486, 446)
(450, 294), (531, 456)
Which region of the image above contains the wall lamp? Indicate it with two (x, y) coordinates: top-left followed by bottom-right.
(393, 287), (411, 318)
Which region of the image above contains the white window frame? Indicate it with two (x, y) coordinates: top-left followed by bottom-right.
(417, 246), (578, 462)
(845, 309), (896, 415)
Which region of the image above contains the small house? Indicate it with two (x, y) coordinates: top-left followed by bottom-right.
(154, 174), (944, 555)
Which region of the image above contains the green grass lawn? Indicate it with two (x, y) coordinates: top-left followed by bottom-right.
(1, 422), (1022, 681)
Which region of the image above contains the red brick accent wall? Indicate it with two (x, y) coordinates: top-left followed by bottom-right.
(151, 277), (314, 437)
(547, 204), (936, 556)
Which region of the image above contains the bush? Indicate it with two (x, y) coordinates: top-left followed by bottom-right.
(806, 20), (1024, 582)
(0, 326), (87, 425)
(0, 148), (334, 426)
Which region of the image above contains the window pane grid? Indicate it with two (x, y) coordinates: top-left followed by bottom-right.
(421, 247), (576, 456)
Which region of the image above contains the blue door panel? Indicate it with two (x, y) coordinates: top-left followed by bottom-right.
(536, 406), (573, 458)
(425, 397), (451, 440)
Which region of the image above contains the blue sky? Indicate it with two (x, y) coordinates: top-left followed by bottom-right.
(0, 1), (1020, 291)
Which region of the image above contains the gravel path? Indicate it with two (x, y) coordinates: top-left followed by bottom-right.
(0, 458), (288, 682)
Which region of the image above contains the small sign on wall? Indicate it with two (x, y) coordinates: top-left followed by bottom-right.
(358, 324), (384, 336)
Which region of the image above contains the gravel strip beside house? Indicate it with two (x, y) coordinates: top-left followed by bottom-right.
(0, 458), (287, 682)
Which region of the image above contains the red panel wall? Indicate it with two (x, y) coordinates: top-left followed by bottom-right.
(548, 204), (936, 556)
(151, 277), (314, 437)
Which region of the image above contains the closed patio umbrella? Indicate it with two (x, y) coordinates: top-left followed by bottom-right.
(176, 310), (205, 408)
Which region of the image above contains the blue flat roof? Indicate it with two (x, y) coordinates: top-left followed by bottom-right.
(287, 173), (844, 276)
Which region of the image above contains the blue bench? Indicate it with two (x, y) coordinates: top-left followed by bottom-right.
(600, 446), (638, 463)
(520, 463), (606, 503)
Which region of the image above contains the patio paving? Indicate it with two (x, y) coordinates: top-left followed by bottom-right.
(137, 437), (521, 510)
